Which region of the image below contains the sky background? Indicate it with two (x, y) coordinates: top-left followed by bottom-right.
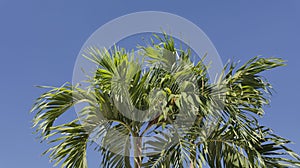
(0, 0), (300, 167)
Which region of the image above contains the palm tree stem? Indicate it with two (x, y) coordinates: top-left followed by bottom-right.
(133, 132), (142, 168)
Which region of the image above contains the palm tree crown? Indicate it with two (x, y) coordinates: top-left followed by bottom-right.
(31, 34), (300, 168)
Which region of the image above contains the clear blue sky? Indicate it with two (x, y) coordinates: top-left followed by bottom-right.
(0, 0), (299, 167)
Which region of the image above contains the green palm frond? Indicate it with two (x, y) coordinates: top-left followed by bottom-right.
(43, 120), (89, 168)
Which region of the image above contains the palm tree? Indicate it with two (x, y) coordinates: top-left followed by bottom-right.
(31, 34), (300, 168)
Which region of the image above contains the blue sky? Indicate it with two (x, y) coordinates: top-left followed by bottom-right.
(0, 0), (300, 167)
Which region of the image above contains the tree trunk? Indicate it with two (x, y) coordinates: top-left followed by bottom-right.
(133, 134), (142, 168)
